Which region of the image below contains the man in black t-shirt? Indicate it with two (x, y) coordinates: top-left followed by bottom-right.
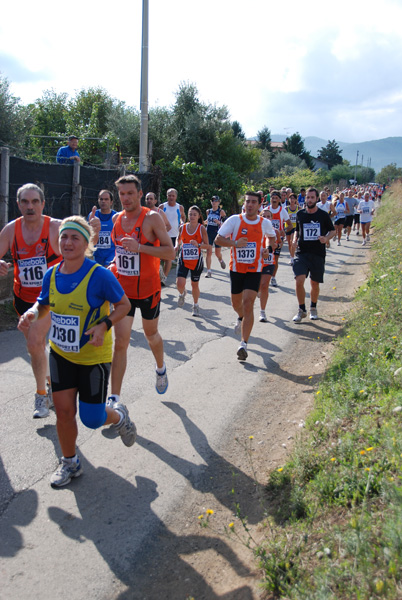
(292, 187), (335, 322)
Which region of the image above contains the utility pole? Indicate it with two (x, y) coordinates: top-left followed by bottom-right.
(139, 0), (149, 173)
(354, 150), (359, 183)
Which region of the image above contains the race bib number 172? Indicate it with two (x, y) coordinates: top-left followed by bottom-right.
(303, 223), (321, 241)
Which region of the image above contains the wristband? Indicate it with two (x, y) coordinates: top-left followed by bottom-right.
(27, 306), (39, 322)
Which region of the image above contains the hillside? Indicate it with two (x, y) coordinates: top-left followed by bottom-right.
(270, 135), (402, 173)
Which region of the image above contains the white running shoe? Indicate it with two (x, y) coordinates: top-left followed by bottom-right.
(293, 308), (307, 323)
(192, 304), (200, 317)
(33, 392), (51, 419)
(114, 403), (137, 447)
(259, 311), (268, 323)
(50, 456), (82, 488)
(271, 277), (278, 287)
(234, 318), (242, 336)
(309, 307), (318, 320)
(155, 369), (168, 394)
(220, 260), (226, 269)
(205, 271), (212, 278)
(177, 290), (187, 307)
(237, 344), (248, 361)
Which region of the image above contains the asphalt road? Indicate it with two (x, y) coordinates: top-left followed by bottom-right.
(0, 236), (370, 599)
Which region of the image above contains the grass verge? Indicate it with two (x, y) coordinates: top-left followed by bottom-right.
(256, 184), (402, 598)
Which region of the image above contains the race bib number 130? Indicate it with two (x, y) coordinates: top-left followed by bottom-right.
(50, 313), (80, 353)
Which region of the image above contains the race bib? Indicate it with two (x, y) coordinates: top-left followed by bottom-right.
(116, 246), (139, 276)
(362, 206), (370, 214)
(97, 231), (111, 249)
(182, 243), (199, 261)
(18, 256), (47, 287)
(271, 219), (281, 230)
(236, 242), (257, 263)
(303, 223), (321, 241)
(263, 252), (274, 265)
(50, 313), (80, 353)
(289, 213), (297, 224)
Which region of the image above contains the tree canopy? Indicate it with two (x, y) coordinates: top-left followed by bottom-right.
(317, 139), (343, 169)
(283, 132), (314, 169)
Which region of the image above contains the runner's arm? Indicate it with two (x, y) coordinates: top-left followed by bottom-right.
(0, 222), (14, 276)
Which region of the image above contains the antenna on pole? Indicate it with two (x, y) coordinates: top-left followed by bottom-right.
(139, 0), (149, 173)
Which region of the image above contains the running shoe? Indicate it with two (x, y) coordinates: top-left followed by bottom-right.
(234, 318), (242, 336)
(220, 260), (226, 269)
(259, 311), (268, 323)
(356, 231), (359, 235)
(293, 308), (307, 323)
(271, 277), (278, 287)
(106, 395), (119, 408)
(177, 290), (187, 307)
(46, 382), (54, 409)
(192, 304), (200, 317)
(159, 264), (167, 284)
(50, 457), (82, 488)
(237, 344), (248, 361)
(155, 369), (168, 394)
(33, 392), (51, 419)
(367, 234), (370, 241)
(337, 241), (341, 246)
(362, 240), (366, 246)
(205, 271), (212, 278)
(346, 235), (350, 241)
(309, 308), (318, 320)
(114, 403), (137, 447)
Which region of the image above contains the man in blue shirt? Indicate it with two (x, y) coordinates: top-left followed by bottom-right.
(56, 135), (81, 164)
(89, 189), (116, 266)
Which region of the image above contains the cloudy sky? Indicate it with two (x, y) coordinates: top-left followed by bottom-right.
(1, 0), (402, 143)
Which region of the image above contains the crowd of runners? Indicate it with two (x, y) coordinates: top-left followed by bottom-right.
(0, 177), (382, 487)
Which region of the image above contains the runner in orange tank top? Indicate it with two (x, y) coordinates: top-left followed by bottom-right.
(215, 191), (276, 361)
(106, 175), (175, 402)
(0, 184), (62, 418)
(175, 205), (209, 317)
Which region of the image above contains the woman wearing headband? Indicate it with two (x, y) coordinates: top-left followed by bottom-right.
(18, 216), (134, 488)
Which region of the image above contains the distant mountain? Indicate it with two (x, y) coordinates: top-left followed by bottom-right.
(269, 135), (402, 173)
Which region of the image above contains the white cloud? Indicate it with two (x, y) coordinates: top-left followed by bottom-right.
(1, 0), (402, 142)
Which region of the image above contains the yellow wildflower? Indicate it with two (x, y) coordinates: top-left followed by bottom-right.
(360, 450), (366, 455)
(330, 458), (336, 462)
(198, 514), (204, 519)
(249, 435), (254, 440)
(366, 447), (373, 452)
(228, 522), (234, 529)
(206, 509), (214, 515)
(277, 467), (283, 472)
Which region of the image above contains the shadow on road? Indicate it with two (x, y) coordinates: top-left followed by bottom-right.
(138, 402), (266, 526)
(33, 425), (254, 599)
(0, 456), (38, 557)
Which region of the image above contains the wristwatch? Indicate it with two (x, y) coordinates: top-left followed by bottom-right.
(99, 316), (113, 331)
